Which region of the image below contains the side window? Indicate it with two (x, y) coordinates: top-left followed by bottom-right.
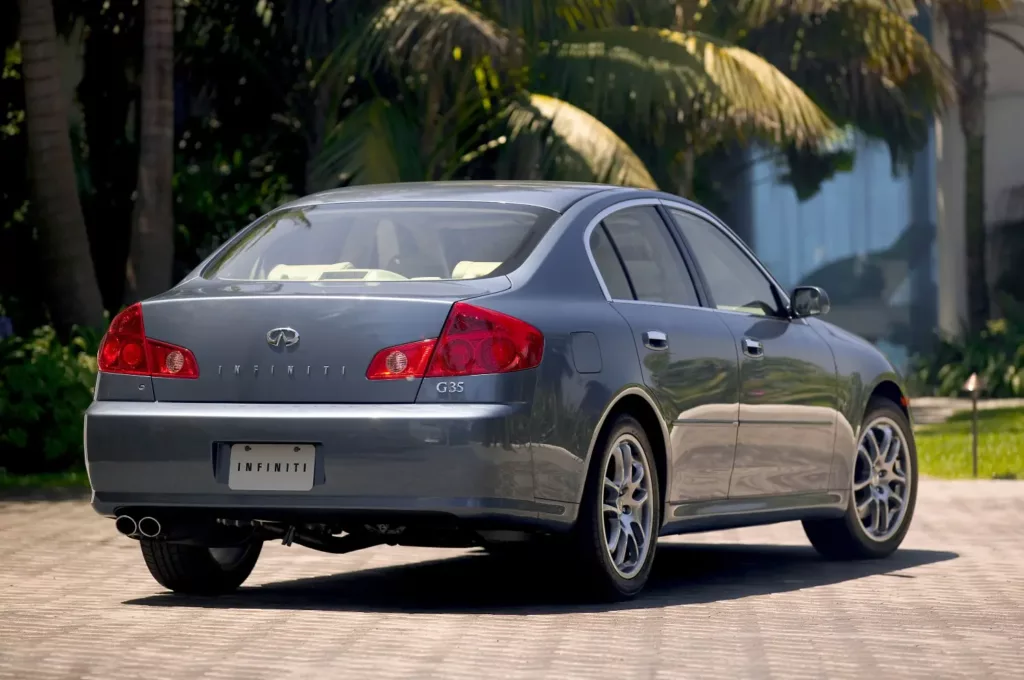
(602, 207), (699, 306)
(589, 224), (634, 300)
(669, 209), (783, 317)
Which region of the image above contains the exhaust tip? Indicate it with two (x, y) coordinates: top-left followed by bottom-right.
(115, 515), (137, 536)
(138, 516), (161, 539)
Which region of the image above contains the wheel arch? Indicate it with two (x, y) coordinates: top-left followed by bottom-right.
(868, 378), (911, 421)
(583, 387), (669, 521)
(831, 374), (913, 492)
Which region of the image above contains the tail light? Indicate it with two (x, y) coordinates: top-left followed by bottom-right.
(364, 338), (436, 381)
(365, 302), (543, 380)
(97, 303), (199, 379)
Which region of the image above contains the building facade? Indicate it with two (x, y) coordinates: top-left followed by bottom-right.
(724, 10), (1023, 372)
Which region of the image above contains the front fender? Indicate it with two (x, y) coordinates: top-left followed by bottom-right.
(809, 319), (908, 490)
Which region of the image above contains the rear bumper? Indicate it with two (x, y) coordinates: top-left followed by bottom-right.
(84, 401), (575, 530)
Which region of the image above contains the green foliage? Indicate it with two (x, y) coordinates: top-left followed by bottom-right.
(916, 408), (1024, 480)
(173, 138), (295, 266)
(0, 469), (91, 490)
(911, 317), (1024, 398)
(0, 326), (99, 475)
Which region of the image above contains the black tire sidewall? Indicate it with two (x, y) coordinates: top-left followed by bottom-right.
(575, 415), (661, 599)
(141, 539), (263, 594)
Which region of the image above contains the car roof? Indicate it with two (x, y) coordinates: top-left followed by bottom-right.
(279, 181), (632, 213)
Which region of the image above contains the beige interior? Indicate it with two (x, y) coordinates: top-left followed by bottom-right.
(267, 262), (355, 281)
(451, 261), (501, 280)
(263, 259), (502, 282)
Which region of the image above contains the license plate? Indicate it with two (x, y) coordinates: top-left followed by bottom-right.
(228, 444), (315, 491)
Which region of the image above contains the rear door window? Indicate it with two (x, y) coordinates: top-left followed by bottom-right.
(203, 203), (557, 282)
(589, 224), (634, 300)
(601, 207), (700, 306)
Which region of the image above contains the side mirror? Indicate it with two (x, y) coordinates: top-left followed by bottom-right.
(790, 286), (830, 318)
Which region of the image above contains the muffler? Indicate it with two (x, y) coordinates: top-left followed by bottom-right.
(115, 515), (138, 537)
(138, 516), (162, 539)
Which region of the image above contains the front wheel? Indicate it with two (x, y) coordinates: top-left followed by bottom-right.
(140, 539), (263, 595)
(804, 397), (918, 559)
(570, 415), (661, 600)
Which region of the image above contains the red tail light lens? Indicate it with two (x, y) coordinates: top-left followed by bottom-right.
(426, 302), (543, 377)
(97, 303), (199, 379)
(365, 338), (437, 381)
(365, 303), (543, 381)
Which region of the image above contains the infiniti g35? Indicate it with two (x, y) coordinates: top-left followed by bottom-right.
(85, 181), (918, 599)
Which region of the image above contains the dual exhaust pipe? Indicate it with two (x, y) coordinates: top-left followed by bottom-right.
(115, 515), (161, 539)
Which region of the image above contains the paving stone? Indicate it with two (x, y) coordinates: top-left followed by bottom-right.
(1, 481), (1022, 679)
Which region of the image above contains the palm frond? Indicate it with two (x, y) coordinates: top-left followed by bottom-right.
(358, 0), (516, 73)
(308, 98), (425, 190)
(717, 1), (920, 30)
(536, 27), (839, 152)
(499, 93), (658, 187)
(704, 0), (954, 163)
(482, 0), (619, 42)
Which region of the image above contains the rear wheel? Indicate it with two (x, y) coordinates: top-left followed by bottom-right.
(140, 539), (263, 595)
(570, 415), (661, 600)
(803, 397), (918, 559)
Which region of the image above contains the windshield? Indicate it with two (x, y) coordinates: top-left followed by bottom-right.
(203, 202), (557, 282)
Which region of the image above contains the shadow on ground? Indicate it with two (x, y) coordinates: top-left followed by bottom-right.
(124, 542), (958, 614)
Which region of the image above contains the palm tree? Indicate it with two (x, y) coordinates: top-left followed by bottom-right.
(17, 0), (104, 333)
(306, 0), (842, 192)
(126, 0), (175, 302)
(185, 0), (952, 209)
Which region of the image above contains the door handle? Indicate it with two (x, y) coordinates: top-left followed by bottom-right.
(742, 337), (764, 358)
(643, 330), (669, 351)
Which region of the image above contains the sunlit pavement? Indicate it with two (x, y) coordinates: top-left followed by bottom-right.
(1, 480), (1022, 679)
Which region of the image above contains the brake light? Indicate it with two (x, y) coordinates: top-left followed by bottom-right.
(97, 303), (199, 379)
(366, 303), (543, 381)
(426, 302), (543, 377)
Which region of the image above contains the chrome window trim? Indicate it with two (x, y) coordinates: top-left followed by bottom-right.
(583, 197), (792, 318)
(582, 198), (666, 303)
(658, 199), (792, 312)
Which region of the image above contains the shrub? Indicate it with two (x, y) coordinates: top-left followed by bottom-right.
(0, 326), (99, 475)
(911, 316), (1024, 398)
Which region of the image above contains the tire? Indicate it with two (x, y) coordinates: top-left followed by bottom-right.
(140, 539), (263, 595)
(569, 414), (661, 600)
(803, 397), (918, 560)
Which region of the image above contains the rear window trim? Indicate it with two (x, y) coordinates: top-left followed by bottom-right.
(200, 200), (561, 283)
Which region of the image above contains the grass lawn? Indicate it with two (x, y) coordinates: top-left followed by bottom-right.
(0, 469), (90, 491)
(915, 408), (1024, 480)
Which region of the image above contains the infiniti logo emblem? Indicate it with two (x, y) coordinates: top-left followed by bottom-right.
(266, 327), (300, 348)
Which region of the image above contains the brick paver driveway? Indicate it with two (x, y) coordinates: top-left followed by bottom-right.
(1, 480), (1022, 679)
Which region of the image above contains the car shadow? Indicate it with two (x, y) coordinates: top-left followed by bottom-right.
(123, 542), (958, 614)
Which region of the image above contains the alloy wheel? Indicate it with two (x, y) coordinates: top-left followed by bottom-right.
(600, 433), (654, 578)
(853, 417), (913, 542)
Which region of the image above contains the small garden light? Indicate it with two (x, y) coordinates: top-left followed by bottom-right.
(963, 372), (984, 478)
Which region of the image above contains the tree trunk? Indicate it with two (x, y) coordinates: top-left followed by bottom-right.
(674, 2), (697, 198)
(125, 0), (175, 302)
(18, 0), (105, 333)
(944, 1), (990, 334)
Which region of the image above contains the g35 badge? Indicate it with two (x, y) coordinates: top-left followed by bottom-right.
(436, 381), (465, 394)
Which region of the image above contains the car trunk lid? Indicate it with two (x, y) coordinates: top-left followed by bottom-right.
(140, 279), (508, 403)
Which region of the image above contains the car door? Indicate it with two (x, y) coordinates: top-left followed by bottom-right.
(588, 203), (740, 502)
(665, 205), (838, 498)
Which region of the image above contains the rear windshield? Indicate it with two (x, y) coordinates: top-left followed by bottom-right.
(203, 202), (557, 282)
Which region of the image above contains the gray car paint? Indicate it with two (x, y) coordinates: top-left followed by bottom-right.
(85, 181), (910, 540)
